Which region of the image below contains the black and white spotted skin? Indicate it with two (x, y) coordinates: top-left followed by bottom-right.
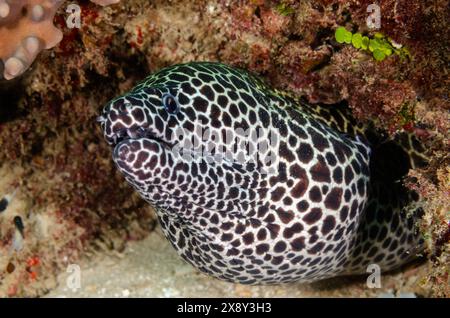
(99, 62), (425, 284)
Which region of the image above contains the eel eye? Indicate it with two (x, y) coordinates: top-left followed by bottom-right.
(162, 93), (180, 115)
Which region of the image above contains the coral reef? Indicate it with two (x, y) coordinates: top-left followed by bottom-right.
(0, 0), (448, 297)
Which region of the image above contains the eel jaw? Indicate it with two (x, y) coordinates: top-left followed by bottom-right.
(110, 126), (174, 150)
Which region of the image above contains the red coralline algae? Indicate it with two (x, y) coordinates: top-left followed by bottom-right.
(260, 7), (291, 36)
(346, 0), (450, 122)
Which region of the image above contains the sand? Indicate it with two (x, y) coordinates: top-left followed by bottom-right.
(46, 228), (422, 298)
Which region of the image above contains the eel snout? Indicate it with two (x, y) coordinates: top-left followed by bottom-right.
(100, 97), (152, 146)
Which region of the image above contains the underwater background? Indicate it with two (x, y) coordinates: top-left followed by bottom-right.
(0, 0), (448, 297)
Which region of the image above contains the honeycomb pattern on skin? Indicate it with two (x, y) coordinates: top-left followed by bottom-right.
(0, 0), (120, 80)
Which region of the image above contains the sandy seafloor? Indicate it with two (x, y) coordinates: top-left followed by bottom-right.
(46, 228), (422, 298)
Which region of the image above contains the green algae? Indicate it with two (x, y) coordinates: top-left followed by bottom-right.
(335, 27), (410, 62)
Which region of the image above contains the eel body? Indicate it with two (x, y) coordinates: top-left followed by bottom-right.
(99, 62), (426, 284)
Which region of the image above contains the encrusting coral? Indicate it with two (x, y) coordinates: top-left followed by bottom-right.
(0, 0), (120, 80)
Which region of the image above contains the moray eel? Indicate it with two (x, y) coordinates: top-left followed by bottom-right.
(99, 62), (427, 284)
